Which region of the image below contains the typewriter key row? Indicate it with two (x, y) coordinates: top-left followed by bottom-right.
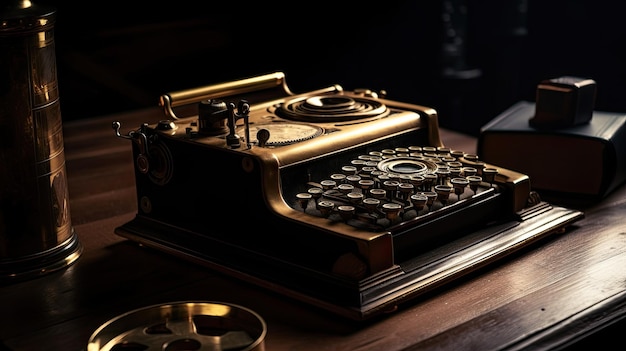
(294, 146), (499, 228)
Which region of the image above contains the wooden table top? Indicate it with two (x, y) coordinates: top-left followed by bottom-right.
(2, 107), (626, 351)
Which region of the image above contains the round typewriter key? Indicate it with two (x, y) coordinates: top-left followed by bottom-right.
(358, 179), (375, 190)
(399, 174), (412, 182)
(377, 175), (390, 187)
(338, 183), (354, 194)
(435, 168), (451, 185)
(308, 187), (323, 199)
(369, 188), (387, 199)
(466, 175), (482, 194)
(451, 177), (469, 200)
(423, 173), (437, 191)
(341, 165), (357, 175)
(449, 167), (462, 178)
(296, 193), (312, 210)
(350, 159), (366, 170)
(409, 175), (425, 189)
(331, 173), (347, 182)
(410, 193), (428, 211)
(437, 147), (451, 155)
(346, 175), (361, 185)
(361, 166), (376, 175)
(462, 167), (477, 177)
(362, 198), (380, 212)
(474, 160), (486, 173)
(317, 201), (335, 217)
(422, 191), (438, 210)
(482, 168), (498, 185)
(435, 185), (453, 205)
(382, 203), (402, 221)
(398, 183), (415, 200)
(320, 180), (336, 190)
(347, 192), (364, 204)
(337, 205), (356, 221)
(382, 180), (399, 192)
(382, 180), (399, 199)
(388, 173), (401, 181)
(464, 154), (479, 162)
(450, 150), (465, 158)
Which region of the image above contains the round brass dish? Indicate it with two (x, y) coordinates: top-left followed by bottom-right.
(87, 301), (266, 351)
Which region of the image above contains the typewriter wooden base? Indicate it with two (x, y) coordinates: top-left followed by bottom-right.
(115, 202), (583, 321)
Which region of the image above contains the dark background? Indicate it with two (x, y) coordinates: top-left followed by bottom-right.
(38, 0), (626, 135)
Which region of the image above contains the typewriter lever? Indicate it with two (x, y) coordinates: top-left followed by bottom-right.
(226, 100), (251, 149)
(112, 121), (151, 174)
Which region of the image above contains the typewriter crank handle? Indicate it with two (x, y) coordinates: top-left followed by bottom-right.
(112, 121), (151, 173)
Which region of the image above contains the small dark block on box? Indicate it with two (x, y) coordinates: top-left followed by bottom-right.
(530, 76), (596, 128)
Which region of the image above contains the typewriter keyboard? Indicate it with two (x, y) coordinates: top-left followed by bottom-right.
(293, 146), (499, 231)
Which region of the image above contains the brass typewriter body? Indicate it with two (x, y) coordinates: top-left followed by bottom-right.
(113, 72), (583, 320)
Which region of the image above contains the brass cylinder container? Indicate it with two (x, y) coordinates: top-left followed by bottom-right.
(0, 1), (81, 281)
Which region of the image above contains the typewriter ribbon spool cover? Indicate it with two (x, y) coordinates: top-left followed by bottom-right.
(113, 72), (583, 320)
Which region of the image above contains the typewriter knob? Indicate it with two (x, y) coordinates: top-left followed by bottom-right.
(197, 99), (229, 135)
(156, 120), (177, 131)
(256, 128), (270, 147)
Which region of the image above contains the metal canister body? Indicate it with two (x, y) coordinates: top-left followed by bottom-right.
(0, 1), (81, 280)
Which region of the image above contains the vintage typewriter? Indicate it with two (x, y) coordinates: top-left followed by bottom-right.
(112, 72), (583, 320)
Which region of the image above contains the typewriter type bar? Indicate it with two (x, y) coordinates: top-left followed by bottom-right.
(113, 72), (583, 320)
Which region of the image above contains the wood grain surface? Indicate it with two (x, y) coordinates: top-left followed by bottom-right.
(1, 107), (625, 351)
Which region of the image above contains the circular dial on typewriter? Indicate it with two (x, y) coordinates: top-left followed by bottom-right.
(274, 95), (389, 122)
(242, 123), (323, 146)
